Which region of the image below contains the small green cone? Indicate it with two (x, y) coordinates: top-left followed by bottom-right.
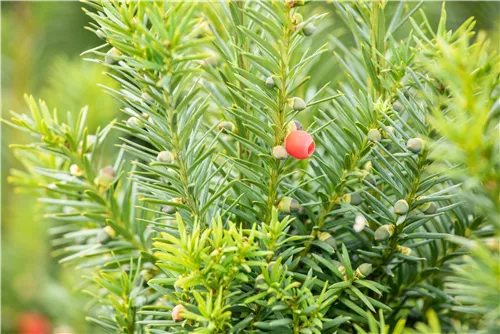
(141, 92), (155, 103)
(353, 215), (367, 232)
(392, 101), (404, 113)
(278, 197), (300, 213)
(127, 116), (142, 127)
(345, 192), (363, 205)
(367, 129), (381, 143)
(396, 245), (412, 255)
(355, 263), (373, 278)
(288, 97), (307, 111)
(394, 199), (409, 215)
(105, 47), (121, 64)
(255, 274), (268, 290)
(172, 305), (186, 322)
(95, 166), (116, 187)
(272, 145), (288, 160)
(374, 224), (395, 241)
(291, 13), (303, 24)
(157, 151), (174, 163)
(424, 202), (438, 215)
(318, 232), (336, 248)
(407, 138), (425, 154)
(286, 120), (303, 136)
(300, 23), (316, 36)
(265, 75), (277, 89)
(97, 226), (117, 244)
(218, 121), (236, 134)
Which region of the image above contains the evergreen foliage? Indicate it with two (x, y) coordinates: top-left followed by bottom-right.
(4, 1), (499, 333)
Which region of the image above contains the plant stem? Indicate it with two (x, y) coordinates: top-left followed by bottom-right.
(265, 5), (293, 222)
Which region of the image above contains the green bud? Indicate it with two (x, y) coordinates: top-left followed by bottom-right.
(424, 202), (438, 215)
(172, 304), (185, 322)
(355, 263), (373, 278)
(95, 166), (116, 187)
(396, 245), (412, 255)
(343, 192), (363, 206)
(162, 205), (176, 214)
(79, 135), (97, 153)
(70, 164), (84, 177)
(272, 145), (288, 160)
(97, 226), (116, 244)
(162, 198), (185, 214)
(382, 126), (395, 139)
(407, 138), (425, 154)
(286, 120), (303, 136)
(365, 174), (376, 186)
(288, 97), (307, 111)
(127, 116), (142, 127)
(300, 23), (316, 36)
(363, 161), (372, 172)
(278, 197), (300, 213)
(267, 261), (280, 276)
(374, 224), (395, 241)
(157, 151), (174, 163)
(291, 13), (303, 25)
(255, 274), (268, 290)
(141, 92), (155, 103)
(367, 129), (381, 142)
(394, 199), (409, 215)
(318, 232), (336, 248)
(392, 101), (404, 113)
(265, 75), (278, 89)
(218, 121), (236, 133)
(338, 265), (346, 276)
(201, 54), (218, 67)
(105, 47), (121, 64)
(286, 0), (306, 7)
(353, 215), (367, 232)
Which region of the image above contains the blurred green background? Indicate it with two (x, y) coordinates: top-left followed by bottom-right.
(1, 1), (498, 333)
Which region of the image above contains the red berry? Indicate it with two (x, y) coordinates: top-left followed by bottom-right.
(285, 130), (315, 160)
(18, 312), (51, 334)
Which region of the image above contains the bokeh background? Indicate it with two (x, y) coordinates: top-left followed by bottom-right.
(1, 1), (498, 333)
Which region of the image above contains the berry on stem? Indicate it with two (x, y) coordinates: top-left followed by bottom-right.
(285, 130), (315, 160)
